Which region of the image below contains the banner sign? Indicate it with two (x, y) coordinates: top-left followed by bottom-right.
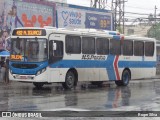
(0, 0), (55, 51)
(56, 4), (113, 30)
(57, 7), (85, 28)
(85, 13), (111, 30)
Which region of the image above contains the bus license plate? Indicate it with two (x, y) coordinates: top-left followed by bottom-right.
(20, 76), (27, 79)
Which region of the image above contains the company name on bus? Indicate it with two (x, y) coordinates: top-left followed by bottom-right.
(82, 54), (106, 60)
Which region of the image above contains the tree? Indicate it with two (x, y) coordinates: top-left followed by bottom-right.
(147, 22), (160, 40)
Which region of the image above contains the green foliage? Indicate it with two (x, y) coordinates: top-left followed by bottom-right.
(147, 22), (160, 40)
(116, 25), (122, 33)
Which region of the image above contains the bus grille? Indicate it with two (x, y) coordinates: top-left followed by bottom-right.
(12, 63), (38, 69)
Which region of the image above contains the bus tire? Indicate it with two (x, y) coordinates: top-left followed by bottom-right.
(33, 82), (44, 88)
(91, 81), (103, 87)
(115, 70), (130, 86)
(62, 71), (75, 89)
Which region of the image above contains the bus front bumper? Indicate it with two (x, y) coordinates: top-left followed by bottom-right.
(9, 71), (48, 82)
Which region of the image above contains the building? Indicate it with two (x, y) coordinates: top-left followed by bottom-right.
(124, 23), (152, 37)
(47, 0), (67, 3)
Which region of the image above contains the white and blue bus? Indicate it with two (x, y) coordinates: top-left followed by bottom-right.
(9, 27), (156, 89)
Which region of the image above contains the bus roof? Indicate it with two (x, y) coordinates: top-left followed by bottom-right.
(124, 35), (156, 42)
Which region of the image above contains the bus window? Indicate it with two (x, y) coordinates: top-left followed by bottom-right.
(134, 41), (144, 56)
(54, 41), (63, 57)
(30, 42), (39, 56)
(96, 38), (109, 55)
(123, 40), (133, 56)
(49, 40), (63, 63)
(110, 39), (121, 55)
(65, 35), (81, 54)
(12, 38), (25, 55)
(145, 42), (154, 56)
(82, 37), (95, 54)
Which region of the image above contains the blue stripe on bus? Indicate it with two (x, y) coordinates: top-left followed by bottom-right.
(49, 60), (156, 68)
(49, 59), (156, 81)
(10, 59), (156, 79)
(113, 35), (121, 40)
(118, 61), (156, 68)
(9, 61), (48, 75)
(106, 55), (116, 80)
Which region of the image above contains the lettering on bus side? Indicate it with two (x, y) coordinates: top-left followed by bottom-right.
(82, 54), (106, 60)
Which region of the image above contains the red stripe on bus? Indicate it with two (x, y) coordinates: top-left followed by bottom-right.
(114, 55), (120, 80)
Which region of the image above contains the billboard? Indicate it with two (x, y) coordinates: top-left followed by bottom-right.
(0, 0), (56, 51)
(85, 13), (111, 30)
(56, 4), (113, 30)
(57, 6), (85, 28)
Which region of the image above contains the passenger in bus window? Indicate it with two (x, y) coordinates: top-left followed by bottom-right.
(0, 57), (6, 83)
(5, 59), (9, 84)
(13, 41), (20, 54)
(29, 42), (39, 60)
(13, 40), (24, 55)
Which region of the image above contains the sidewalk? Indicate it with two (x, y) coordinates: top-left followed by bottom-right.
(152, 75), (160, 79)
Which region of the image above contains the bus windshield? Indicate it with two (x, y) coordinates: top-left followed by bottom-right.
(11, 38), (47, 62)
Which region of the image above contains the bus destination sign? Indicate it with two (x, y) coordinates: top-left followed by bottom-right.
(12, 29), (46, 36)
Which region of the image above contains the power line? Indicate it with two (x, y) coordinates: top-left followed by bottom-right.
(112, 0), (127, 33)
(125, 5), (155, 11)
(125, 11), (150, 16)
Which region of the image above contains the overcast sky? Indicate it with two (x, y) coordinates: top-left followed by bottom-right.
(67, 0), (160, 19)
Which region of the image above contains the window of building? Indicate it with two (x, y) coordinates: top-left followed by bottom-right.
(127, 29), (134, 35)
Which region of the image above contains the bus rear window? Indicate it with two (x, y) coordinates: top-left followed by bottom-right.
(145, 42), (154, 56)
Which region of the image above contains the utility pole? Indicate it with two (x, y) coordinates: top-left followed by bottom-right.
(90, 0), (107, 9)
(112, 0), (127, 33)
(154, 5), (157, 38)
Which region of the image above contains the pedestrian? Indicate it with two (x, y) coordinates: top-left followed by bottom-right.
(0, 60), (2, 83)
(5, 59), (9, 84)
(1, 60), (6, 83)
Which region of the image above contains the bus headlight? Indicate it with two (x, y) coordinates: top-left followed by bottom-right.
(41, 68), (46, 73)
(10, 70), (12, 74)
(36, 68), (46, 76)
(36, 71), (41, 76)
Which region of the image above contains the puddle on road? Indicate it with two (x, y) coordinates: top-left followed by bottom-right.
(0, 80), (160, 111)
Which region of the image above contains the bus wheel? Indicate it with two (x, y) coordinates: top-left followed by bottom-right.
(115, 70), (130, 86)
(33, 82), (44, 88)
(91, 81), (103, 87)
(62, 71), (75, 89)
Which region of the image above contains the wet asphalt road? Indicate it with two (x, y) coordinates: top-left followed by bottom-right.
(0, 78), (160, 113)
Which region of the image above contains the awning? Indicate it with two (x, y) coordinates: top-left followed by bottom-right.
(0, 50), (10, 56)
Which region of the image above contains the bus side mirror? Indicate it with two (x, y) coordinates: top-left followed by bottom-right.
(53, 43), (57, 50)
